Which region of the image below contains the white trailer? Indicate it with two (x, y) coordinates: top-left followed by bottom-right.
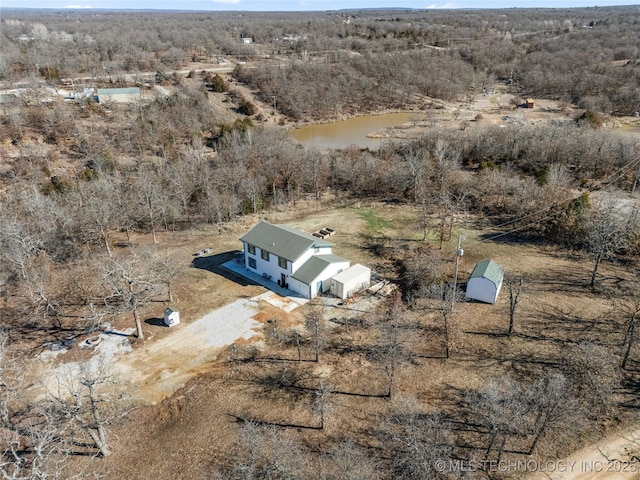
(330, 264), (371, 300)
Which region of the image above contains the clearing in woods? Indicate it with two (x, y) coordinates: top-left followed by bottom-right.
(24, 203), (640, 478)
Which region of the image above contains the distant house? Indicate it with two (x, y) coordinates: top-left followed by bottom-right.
(96, 87), (141, 104)
(240, 221), (351, 299)
(241, 36), (253, 44)
(0, 93), (17, 105)
(465, 260), (504, 304)
(63, 87), (94, 102)
(526, 98), (534, 109)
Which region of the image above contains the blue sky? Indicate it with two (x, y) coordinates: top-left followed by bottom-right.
(2, 0), (639, 11)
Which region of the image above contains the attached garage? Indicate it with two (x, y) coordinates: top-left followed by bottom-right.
(330, 264), (371, 300)
(465, 260), (504, 304)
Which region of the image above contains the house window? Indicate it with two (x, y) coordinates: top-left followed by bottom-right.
(278, 256), (287, 269)
(261, 249), (269, 261)
(247, 244), (255, 255)
(248, 257), (256, 269)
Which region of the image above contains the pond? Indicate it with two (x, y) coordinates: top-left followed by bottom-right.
(617, 121), (640, 138)
(290, 112), (417, 150)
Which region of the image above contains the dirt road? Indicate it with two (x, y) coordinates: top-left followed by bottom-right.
(116, 296), (264, 404)
(529, 428), (640, 480)
(32, 291), (283, 406)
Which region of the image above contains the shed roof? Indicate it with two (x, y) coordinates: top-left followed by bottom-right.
(291, 254), (348, 285)
(0, 93), (17, 104)
(331, 263), (371, 284)
(97, 87), (140, 95)
(469, 260), (503, 285)
(240, 221), (332, 263)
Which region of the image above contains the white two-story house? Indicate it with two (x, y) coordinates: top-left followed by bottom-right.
(240, 221), (350, 299)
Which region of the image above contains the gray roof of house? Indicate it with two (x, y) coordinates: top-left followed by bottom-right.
(240, 221), (332, 263)
(0, 93), (17, 104)
(97, 87), (140, 95)
(469, 260), (504, 285)
(291, 254), (349, 285)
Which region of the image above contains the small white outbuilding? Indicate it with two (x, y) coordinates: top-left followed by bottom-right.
(330, 264), (371, 300)
(163, 308), (180, 327)
(96, 87), (141, 104)
(465, 260), (504, 304)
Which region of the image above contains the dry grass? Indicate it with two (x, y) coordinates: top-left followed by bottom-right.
(57, 201), (640, 479)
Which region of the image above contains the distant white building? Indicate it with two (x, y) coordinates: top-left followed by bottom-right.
(241, 37), (253, 44)
(0, 93), (17, 105)
(96, 87), (141, 104)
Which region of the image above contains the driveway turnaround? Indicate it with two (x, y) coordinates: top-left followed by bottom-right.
(33, 287), (305, 406)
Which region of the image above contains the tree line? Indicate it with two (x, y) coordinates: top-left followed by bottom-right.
(1, 6), (639, 116)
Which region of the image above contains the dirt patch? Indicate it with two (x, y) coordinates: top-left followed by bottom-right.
(380, 90), (579, 142)
(529, 427), (640, 479)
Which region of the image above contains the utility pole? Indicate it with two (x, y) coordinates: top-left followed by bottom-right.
(451, 234), (465, 309)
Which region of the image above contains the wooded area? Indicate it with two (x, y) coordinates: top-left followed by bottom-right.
(1, 5), (640, 479)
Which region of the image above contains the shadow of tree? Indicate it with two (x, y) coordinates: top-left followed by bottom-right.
(144, 317), (166, 327)
(191, 250), (260, 287)
(618, 373), (640, 409)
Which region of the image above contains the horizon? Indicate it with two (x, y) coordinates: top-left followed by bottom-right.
(1, 1), (639, 12)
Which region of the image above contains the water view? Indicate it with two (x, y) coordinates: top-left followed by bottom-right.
(290, 112), (416, 150)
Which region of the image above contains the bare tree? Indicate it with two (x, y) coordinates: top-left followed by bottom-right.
(468, 375), (530, 465)
(313, 380), (332, 430)
(403, 146), (430, 240)
(324, 440), (382, 480)
(73, 177), (119, 257)
(49, 354), (117, 458)
(616, 290), (640, 370)
(262, 320), (304, 362)
(1, 333), (74, 479)
(224, 421), (307, 480)
(432, 138), (460, 196)
(101, 251), (160, 339)
(426, 282), (462, 359)
(0, 215), (41, 281)
(563, 341), (618, 417)
(379, 296), (409, 397)
(526, 372), (579, 455)
(585, 199), (628, 290)
(434, 191), (467, 250)
(386, 393), (453, 479)
(133, 167), (173, 244)
(17, 256), (63, 329)
(305, 308), (325, 363)
(400, 247), (443, 306)
(151, 249), (185, 303)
